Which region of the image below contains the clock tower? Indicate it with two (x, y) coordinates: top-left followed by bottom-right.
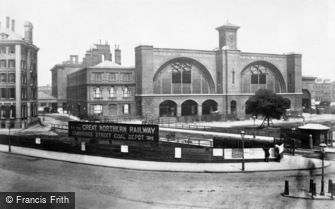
(216, 21), (240, 50)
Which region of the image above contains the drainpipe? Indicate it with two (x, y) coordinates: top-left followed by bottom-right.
(225, 49), (228, 116)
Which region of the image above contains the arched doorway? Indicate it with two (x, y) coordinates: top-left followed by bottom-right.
(231, 100), (237, 115)
(302, 89), (311, 112)
(159, 100), (177, 117)
(202, 100), (218, 115)
(181, 100), (198, 116)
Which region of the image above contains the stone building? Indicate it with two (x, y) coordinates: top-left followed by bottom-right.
(135, 22), (303, 119)
(302, 76), (316, 112)
(67, 60), (135, 119)
(51, 42), (119, 112)
(0, 17), (38, 128)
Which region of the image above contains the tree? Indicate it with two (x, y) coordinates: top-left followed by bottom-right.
(245, 89), (290, 127)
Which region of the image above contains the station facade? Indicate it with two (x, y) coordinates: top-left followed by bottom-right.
(135, 22), (302, 119)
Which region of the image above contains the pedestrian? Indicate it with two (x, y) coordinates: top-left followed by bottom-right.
(275, 144), (280, 162)
(292, 139), (295, 155)
(263, 146), (270, 162)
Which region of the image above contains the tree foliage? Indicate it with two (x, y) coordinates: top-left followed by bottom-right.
(245, 89), (290, 126)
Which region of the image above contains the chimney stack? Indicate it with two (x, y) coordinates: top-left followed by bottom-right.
(115, 45), (121, 65)
(11, 19), (15, 32)
(24, 21), (33, 44)
(6, 16), (10, 29)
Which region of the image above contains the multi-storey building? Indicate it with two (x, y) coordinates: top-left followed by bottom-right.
(0, 17), (38, 128)
(67, 60), (135, 119)
(135, 22), (302, 119)
(51, 42), (119, 112)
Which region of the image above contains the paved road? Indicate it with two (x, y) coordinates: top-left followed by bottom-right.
(0, 152), (334, 209)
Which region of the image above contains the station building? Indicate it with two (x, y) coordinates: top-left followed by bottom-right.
(135, 22), (303, 119)
(51, 42), (119, 113)
(67, 60), (135, 119)
(0, 17), (38, 128)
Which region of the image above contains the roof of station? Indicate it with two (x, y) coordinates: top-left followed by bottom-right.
(90, 60), (133, 69)
(298, 123), (330, 130)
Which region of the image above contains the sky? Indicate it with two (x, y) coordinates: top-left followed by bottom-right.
(0, 0), (334, 86)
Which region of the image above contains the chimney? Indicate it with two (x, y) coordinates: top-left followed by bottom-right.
(11, 19), (15, 32)
(6, 17), (10, 29)
(115, 45), (121, 65)
(70, 55), (79, 64)
(24, 21), (33, 44)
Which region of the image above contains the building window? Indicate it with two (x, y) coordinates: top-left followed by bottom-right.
(21, 88), (27, 99)
(9, 88), (15, 99)
(0, 47), (6, 54)
(123, 87), (130, 97)
(0, 73), (6, 82)
(93, 87), (102, 99)
(22, 74), (27, 84)
(172, 69), (181, 83)
(9, 46), (15, 54)
(123, 104), (130, 114)
(171, 62), (192, 84)
(108, 72), (118, 81)
(109, 87), (115, 98)
(8, 73), (15, 83)
(93, 72), (103, 81)
(8, 60), (15, 68)
(251, 72), (266, 84)
(21, 60), (27, 70)
(0, 60), (6, 68)
(0, 88), (6, 99)
(121, 73), (132, 82)
(93, 105), (102, 114)
(0, 106), (6, 119)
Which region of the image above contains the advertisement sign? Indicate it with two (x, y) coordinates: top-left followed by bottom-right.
(68, 121), (159, 142)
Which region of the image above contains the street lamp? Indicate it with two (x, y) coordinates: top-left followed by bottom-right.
(241, 130), (245, 171)
(252, 115), (256, 139)
(8, 124), (11, 153)
(320, 143), (327, 196)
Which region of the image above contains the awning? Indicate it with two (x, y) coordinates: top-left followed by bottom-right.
(298, 123), (330, 130)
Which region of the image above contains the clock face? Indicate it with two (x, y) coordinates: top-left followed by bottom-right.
(228, 33), (235, 42)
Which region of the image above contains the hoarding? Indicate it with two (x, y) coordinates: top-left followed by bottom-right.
(69, 121), (159, 142)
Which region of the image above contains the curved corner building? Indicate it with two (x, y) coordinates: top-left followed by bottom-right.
(0, 17), (39, 128)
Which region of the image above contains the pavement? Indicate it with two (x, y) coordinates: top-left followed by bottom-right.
(0, 144), (331, 173)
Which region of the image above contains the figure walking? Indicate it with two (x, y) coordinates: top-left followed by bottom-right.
(263, 146), (270, 162)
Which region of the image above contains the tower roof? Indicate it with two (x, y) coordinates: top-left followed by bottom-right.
(216, 20), (240, 31)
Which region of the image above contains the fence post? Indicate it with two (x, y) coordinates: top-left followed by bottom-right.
(329, 179), (333, 193)
(309, 179), (314, 193)
(312, 183), (316, 198)
(284, 180), (289, 195)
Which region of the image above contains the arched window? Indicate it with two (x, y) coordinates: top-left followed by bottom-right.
(109, 87), (115, 98)
(231, 100), (237, 115)
(202, 100), (218, 115)
(123, 87), (129, 97)
(241, 61), (286, 93)
(94, 87), (102, 98)
(181, 100), (198, 116)
(159, 100), (177, 117)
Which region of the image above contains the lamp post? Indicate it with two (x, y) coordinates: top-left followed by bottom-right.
(252, 115), (256, 139)
(241, 131), (245, 171)
(320, 143), (327, 196)
(8, 123), (11, 153)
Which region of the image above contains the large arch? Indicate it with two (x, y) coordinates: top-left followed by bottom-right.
(181, 100), (198, 116)
(153, 57), (215, 94)
(230, 100), (237, 115)
(302, 89), (311, 112)
(241, 61), (286, 93)
(159, 100), (177, 117)
(202, 99), (218, 115)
